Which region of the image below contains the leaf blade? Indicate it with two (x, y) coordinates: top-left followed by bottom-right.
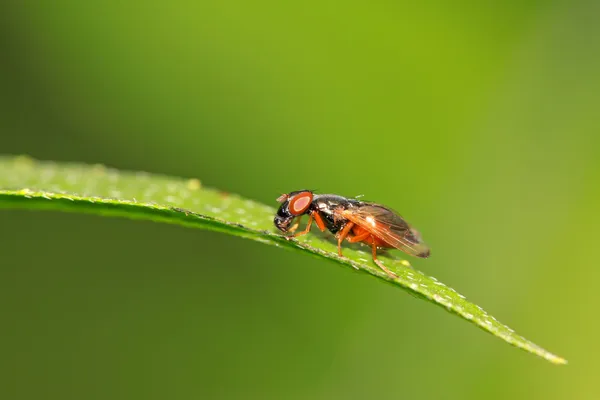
(0, 155), (566, 365)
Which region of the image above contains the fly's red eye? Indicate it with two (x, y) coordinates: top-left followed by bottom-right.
(288, 191), (313, 215)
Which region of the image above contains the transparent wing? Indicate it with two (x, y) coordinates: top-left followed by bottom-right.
(340, 204), (430, 258)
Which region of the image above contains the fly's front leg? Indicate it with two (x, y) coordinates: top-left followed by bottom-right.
(292, 213), (314, 238)
(312, 211), (326, 232)
(287, 217), (301, 233)
(287, 211), (325, 240)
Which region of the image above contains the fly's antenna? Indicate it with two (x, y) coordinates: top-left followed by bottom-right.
(276, 193), (289, 203)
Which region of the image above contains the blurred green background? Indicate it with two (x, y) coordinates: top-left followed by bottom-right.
(1, 1), (599, 399)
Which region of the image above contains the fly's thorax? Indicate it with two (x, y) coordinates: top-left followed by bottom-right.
(311, 194), (361, 234)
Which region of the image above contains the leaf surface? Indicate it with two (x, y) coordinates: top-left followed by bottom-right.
(0, 155), (567, 365)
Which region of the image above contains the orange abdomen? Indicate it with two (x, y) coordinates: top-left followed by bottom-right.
(351, 225), (394, 248)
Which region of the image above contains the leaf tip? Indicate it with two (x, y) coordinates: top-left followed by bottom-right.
(550, 355), (568, 365)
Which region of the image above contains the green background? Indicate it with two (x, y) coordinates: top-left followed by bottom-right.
(1, 1), (598, 399)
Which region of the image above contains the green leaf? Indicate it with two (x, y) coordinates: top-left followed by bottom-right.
(0, 155), (566, 365)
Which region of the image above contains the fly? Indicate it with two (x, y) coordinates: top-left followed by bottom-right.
(274, 190), (430, 278)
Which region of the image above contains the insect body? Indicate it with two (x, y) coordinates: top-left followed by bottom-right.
(274, 190), (430, 278)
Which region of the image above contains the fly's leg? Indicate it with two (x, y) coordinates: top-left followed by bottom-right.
(287, 217), (301, 233)
(292, 214), (314, 238)
(347, 231), (370, 243)
(312, 211), (326, 232)
(336, 222), (355, 257)
(371, 236), (398, 279)
(287, 212), (325, 240)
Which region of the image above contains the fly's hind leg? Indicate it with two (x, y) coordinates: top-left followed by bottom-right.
(371, 236), (398, 279)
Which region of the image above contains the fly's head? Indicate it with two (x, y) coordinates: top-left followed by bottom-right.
(274, 190), (314, 232)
